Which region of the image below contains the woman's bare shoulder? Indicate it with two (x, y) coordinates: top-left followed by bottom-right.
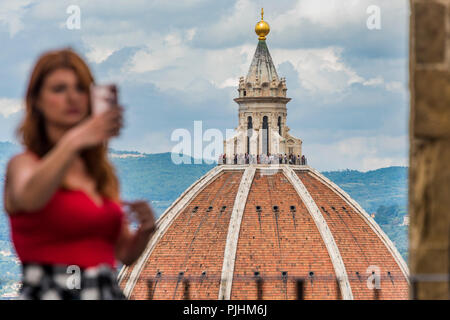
(6, 150), (40, 172)
(4, 151), (40, 215)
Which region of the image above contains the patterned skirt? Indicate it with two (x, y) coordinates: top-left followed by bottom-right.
(18, 263), (126, 300)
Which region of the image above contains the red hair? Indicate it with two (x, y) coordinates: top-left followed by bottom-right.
(15, 48), (120, 201)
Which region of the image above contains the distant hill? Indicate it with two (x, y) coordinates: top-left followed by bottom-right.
(322, 167), (408, 214)
(0, 140), (409, 298)
(108, 151), (215, 213)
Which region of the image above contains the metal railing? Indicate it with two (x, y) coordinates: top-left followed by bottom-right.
(218, 154), (308, 166)
(130, 273), (409, 300)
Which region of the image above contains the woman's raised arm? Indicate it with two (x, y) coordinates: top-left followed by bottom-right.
(4, 134), (79, 215)
(4, 107), (123, 215)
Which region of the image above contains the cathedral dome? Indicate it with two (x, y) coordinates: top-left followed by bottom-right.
(118, 166), (409, 300)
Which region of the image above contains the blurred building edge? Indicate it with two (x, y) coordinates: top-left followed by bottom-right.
(116, 10), (410, 300)
(409, 0), (450, 300)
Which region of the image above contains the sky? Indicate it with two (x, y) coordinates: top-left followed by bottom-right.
(0, 0), (410, 171)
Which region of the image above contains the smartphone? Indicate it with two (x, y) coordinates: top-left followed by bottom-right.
(90, 83), (118, 115)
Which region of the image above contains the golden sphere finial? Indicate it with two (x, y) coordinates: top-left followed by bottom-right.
(255, 8), (270, 40)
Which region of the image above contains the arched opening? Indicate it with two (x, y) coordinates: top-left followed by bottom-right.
(278, 116), (282, 136)
(262, 116), (269, 155)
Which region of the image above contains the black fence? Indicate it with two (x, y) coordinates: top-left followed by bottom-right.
(134, 274), (407, 300)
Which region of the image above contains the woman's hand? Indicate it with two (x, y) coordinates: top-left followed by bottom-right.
(114, 200), (157, 265)
(64, 105), (124, 152)
(121, 200), (157, 235)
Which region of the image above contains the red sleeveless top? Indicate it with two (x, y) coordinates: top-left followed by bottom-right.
(8, 151), (124, 269)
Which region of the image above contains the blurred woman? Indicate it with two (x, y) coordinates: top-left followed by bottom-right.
(3, 48), (156, 300)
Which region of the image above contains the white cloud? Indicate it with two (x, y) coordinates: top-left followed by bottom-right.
(14, 0), (398, 98)
(109, 153), (144, 159)
(217, 77), (239, 89)
(363, 76), (384, 86)
(126, 40), (388, 96)
(21, 0), (205, 63)
(82, 28), (150, 63)
(0, 98), (24, 118)
(385, 81), (404, 93)
(27, 0), (65, 20)
(124, 39), (254, 91)
(273, 0), (363, 31)
(0, 250), (12, 257)
(305, 134), (408, 171)
(199, 0), (257, 42)
(272, 47), (385, 94)
(128, 32), (186, 73)
(112, 131), (173, 155)
(0, 0), (33, 37)
(361, 156), (399, 171)
(272, 0), (407, 36)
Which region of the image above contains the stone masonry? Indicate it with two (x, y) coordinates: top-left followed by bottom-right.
(409, 0), (450, 299)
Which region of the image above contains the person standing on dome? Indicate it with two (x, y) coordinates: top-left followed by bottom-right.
(3, 48), (156, 300)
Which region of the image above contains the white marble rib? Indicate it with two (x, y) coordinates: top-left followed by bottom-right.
(218, 166), (256, 300)
(282, 166), (354, 300)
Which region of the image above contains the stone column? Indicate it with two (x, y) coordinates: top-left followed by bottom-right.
(409, 0), (450, 299)
(270, 129), (280, 155)
(250, 130), (258, 155)
(259, 128), (264, 155)
(236, 130), (245, 155)
(225, 138), (235, 164)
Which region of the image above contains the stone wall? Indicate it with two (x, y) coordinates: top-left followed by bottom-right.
(409, 0), (450, 299)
